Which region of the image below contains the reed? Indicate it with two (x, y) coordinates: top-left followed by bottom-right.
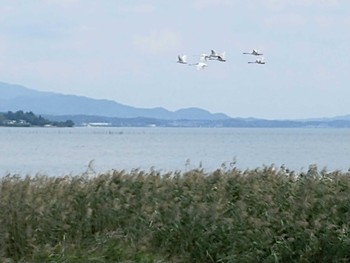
(1, 165), (350, 262)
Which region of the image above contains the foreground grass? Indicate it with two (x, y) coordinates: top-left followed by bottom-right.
(1, 165), (350, 262)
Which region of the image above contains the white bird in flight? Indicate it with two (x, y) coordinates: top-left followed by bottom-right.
(177, 55), (187, 64)
(248, 57), (266, 64)
(195, 62), (208, 70)
(189, 56), (208, 70)
(208, 49), (226, 62)
(243, 49), (263, 56)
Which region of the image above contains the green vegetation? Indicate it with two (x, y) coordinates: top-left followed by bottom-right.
(0, 110), (74, 127)
(1, 165), (350, 262)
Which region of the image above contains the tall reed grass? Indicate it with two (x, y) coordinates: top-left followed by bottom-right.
(1, 165), (350, 262)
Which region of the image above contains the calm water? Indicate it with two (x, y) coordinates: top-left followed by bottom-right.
(1, 127), (350, 176)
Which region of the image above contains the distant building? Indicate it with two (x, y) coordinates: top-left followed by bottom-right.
(84, 122), (112, 127)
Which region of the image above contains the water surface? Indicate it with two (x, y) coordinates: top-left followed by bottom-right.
(1, 127), (349, 176)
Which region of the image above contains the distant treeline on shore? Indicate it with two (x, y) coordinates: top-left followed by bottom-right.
(47, 114), (350, 128)
(0, 110), (74, 127)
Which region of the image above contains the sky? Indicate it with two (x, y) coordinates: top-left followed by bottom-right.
(0, 0), (349, 120)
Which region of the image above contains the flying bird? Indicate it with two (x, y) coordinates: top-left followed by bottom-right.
(243, 49), (263, 56)
(196, 62), (208, 70)
(188, 54), (208, 70)
(208, 50), (226, 62)
(177, 55), (187, 64)
(248, 57), (266, 64)
(189, 61), (208, 70)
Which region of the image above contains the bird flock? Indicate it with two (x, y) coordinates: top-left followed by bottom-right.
(177, 48), (266, 70)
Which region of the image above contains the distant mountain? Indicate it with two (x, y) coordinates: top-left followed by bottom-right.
(0, 82), (230, 120)
(2, 81), (350, 128)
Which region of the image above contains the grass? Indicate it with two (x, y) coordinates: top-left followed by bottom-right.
(1, 165), (350, 262)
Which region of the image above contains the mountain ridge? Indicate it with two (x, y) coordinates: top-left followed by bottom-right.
(1, 81), (350, 127)
(0, 81), (230, 120)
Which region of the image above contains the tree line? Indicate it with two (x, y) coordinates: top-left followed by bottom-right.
(0, 110), (74, 127)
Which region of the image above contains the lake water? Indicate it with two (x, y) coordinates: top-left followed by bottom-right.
(1, 127), (350, 176)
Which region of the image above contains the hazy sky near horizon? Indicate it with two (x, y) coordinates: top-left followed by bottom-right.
(0, 0), (349, 119)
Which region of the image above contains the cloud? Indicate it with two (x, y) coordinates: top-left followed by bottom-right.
(133, 30), (182, 54)
(264, 13), (306, 28)
(117, 4), (155, 14)
(315, 15), (350, 30)
(42, 0), (81, 8)
(192, 0), (232, 9)
(265, 0), (340, 10)
(0, 39), (10, 61)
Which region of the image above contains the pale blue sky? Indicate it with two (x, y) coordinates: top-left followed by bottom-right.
(0, 0), (349, 119)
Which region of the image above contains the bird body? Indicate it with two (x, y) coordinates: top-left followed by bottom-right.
(248, 57), (266, 64)
(243, 49), (263, 56)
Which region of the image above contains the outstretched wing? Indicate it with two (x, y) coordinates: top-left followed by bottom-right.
(200, 54), (209, 61)
(196, 62), (207, 70)
(177, 55), (187, 64)
(211, 49), (218, 57)
(218, 52), (226, 62)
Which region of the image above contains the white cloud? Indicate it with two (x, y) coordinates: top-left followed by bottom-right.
(315, 15), (350, 30)
(0, 39), (9, 61)
(192, 0), (232, 9)
(264, 13), (305, 28)
(133, 30), (182, 54)
(117, 4), (155, 14)
(42, 0), (81, 8)
(265, 0), (340, 10)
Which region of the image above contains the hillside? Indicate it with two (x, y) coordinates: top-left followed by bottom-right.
(0, 82), (230, 120)
(1, 81), (350, 127)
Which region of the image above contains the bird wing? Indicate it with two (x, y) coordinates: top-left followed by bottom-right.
(219, 51), (226, 60)
(211, 49), (218, 56)
(196, 62), (207, 70)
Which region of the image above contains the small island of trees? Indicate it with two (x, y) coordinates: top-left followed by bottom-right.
(0, 110), (74, 127)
